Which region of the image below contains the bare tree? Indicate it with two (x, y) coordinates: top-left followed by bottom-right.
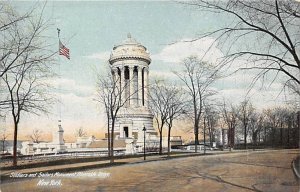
(286, 109), (298, 147)
(175, 56), (218, 152)
(203, 103), (219, 149)
(96, 66), (134, 163)
(149, 80), (170, 155)
(0, 128), (9, 154)
(238, 99), (254, 149)
(165, 86), (186, 157)
(265, 107), (283, 147)
(150, 80), (186, 156)
(75, 127), (87, 138)
(27, 129), (43, 143)
(264, 106), (296, 147)
(248, 112), (264, 149)
(0, 3), (55, 166)
(183, 0), (300, 90)
(220, 101), (239, 150)
(0, 2), (33, 77)
(285, 80), (300, 97)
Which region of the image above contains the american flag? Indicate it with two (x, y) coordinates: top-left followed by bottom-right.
(59, 40), (70, 59)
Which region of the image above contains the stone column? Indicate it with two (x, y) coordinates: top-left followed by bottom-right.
(112, 67), (119, 89)
(137, 66), (143, 106)
(120, 66), (125, 103)
(129, 66), (134, 107)
(144, 68), (149, 107)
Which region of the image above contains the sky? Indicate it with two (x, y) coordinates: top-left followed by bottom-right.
(2, 1), (295, 142)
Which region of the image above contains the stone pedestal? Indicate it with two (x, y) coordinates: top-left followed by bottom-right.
(52, 124), (66, 153)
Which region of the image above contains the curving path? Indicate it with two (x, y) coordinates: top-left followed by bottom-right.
(1, 149), (299, 192)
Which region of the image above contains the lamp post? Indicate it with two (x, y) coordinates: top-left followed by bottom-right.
(143, 125), (146, 160)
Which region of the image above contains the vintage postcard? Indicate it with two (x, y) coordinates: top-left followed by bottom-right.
(0, 1), (299, 191)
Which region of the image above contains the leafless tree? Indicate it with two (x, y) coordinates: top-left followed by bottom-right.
(175, 56), (218, 152)
(220, 100), (239, 149)
(248, 112), (264, 149)
(0, 128), (9, 153)
(286, 109), (299, 147)
(0, 2), (55, 166)
(183, 0), (300, 92)
(0, 2), (33, 77)
(264, 106), (296, 147)
(285, 80), (300, 98)
(27, 129), (43, 143)
(265, 108), (283, 147)
(75, 127), (87, 138)
(238, 99), (254, 149)
(203, 103), (219, 149)
(149, 80), (170, 155)
(96, 66), (134, 163)
(165, 86), (186, 157)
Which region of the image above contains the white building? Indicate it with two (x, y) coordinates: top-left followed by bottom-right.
(108, 34), (159, 152)
(21, 122), (67, 155)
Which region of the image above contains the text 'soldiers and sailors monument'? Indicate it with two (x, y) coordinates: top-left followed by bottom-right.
(108, 34), (158, 149)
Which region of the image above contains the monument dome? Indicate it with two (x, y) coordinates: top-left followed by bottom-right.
(109, 33), (151, 65)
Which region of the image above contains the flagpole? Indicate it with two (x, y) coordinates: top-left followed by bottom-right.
(57, 28), (60, 39)
(56, 29), (70, 128)
(57, 28), (62, 126)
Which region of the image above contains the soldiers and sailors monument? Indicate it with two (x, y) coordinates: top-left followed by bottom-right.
(108, 33), (158, 150)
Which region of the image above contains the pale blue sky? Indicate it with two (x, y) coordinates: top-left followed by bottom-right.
(8, 1), (289, 141)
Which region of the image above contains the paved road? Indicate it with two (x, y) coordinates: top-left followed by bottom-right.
(1, 149), (299, 192)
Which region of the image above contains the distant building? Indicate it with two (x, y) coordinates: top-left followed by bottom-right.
(215, 128), (228, 148)
(162, 136), (183, 147)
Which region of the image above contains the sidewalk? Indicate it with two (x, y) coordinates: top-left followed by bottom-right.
(0, 149), (293, 183)
(0, 153), (195, 183)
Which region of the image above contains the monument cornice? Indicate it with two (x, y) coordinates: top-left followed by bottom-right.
(109, 56), (151, 65)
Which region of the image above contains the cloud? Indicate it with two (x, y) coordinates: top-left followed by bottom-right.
(149, 70), (177, 80)
(216, 83), (288, 109)
(152, 37), (224, 64)
(47, 78), (95, 97)
(150, 36), (288, 109)
(84, 51), (110, 61)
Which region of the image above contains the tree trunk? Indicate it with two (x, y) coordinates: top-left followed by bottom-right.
(203, 118), (206, 155)
(252, 131), (257, 150)
(110, 132), (114, 163)
(2, 140), (5, 153)
(107, 119), (111, 158)
(244, 125), (247, 149)
(222, 129), (225, 150)
(209, 131), (212, 148)
(287, 119), (291, 147)
(208, 119), (212, 148)
(280, 127), (283, 147)
(272, 128), (275, 148)
(228, 127), (232, 149)
(194, 124), (199, 153)
(297, 112), (300, 147)
(110, 120), (115, 163)
(167, 126), (171, 157)
(258, 129), (261, 146)
(232, 127), (235, 148)
(159, 129), (163, 155)
(13, 121), (18, 167)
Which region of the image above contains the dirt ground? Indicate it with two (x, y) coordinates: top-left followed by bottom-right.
(1, 149), (299, 192)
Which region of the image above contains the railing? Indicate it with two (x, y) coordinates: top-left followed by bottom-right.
(0, 149), (126, 165)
